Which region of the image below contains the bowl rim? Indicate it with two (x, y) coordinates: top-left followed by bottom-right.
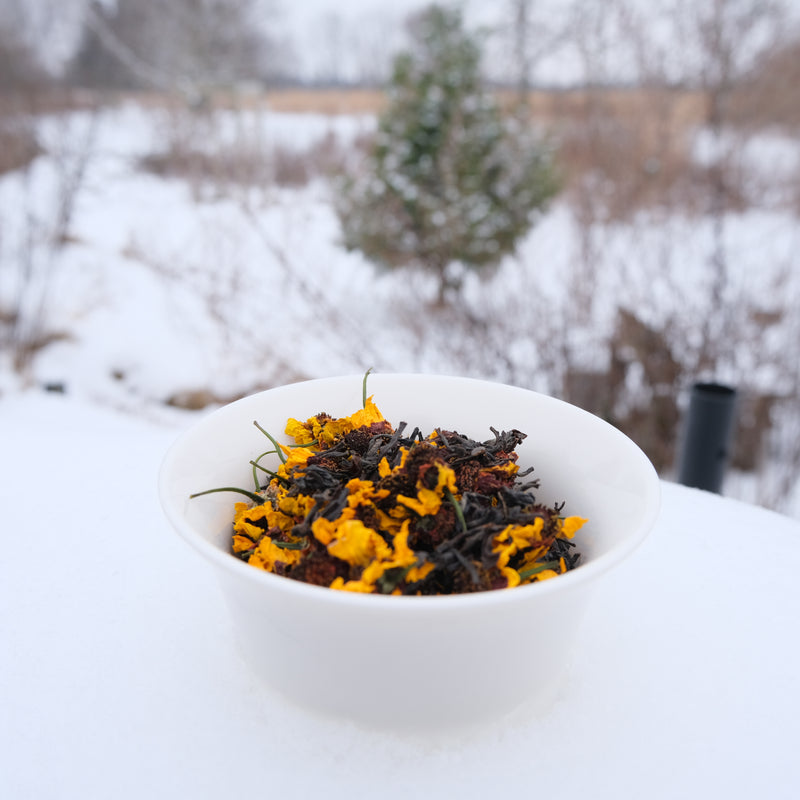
(159, 373), (661, 610)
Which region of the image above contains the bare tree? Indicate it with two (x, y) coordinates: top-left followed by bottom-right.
(348, 12), (400, 87)
(317, 11), (345, 86)
(490, 0), (574, 96)
(670, 0), (788, 370)
(70, 0), (287, 95)
(1, 110), (100, 380)
(0, 0), (81, 76)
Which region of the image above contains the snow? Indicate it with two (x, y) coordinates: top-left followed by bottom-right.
(1, 101), (799, 518)
(1, 391), (799, 799)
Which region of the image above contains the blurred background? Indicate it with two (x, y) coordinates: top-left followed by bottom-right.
(1, 0), (799, 515)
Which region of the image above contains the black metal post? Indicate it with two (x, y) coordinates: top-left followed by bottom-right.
(677, 382), (738, 493)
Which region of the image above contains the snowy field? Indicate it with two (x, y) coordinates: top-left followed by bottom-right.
(1, 100), (799, 517)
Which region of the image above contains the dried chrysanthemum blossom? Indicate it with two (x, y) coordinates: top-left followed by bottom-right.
(193, 380), (586, 595)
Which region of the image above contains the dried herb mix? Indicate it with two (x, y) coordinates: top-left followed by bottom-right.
(192, 377), (586, 595)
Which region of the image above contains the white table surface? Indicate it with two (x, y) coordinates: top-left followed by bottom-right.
(2, 394), (799, 799)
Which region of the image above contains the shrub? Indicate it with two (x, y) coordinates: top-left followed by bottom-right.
(335, 5), (559, 305)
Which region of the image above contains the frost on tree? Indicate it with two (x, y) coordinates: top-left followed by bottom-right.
(336, 5), (559, 305)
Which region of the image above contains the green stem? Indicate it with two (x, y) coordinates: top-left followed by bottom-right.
(445, 489), (467, 533)
(251, 449), (278, 488)
(250, 458), (282, 484)
(253, 420), (287, 463)
(517, 561), (560, 582)
(362, 367), (374, 408)
(189, 486), (265, 504)
(272, 538), (308, 550)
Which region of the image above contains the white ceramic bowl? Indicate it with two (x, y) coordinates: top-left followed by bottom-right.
(159, 374), (660, 729)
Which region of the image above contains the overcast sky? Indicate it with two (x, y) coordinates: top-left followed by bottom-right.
(7, 0), (798, 86)
(280, 0), (513, 82)
(1, 0), (506, 80)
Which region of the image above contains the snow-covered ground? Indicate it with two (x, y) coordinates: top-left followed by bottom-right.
(1, 101), (799, 517)
(2, 389), (799, 799)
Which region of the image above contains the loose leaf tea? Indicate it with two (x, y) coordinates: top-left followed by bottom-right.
(193, 385), (586, 595)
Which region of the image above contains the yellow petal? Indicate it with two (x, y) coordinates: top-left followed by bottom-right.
(249, 536), (303, 571)
(491, 519), (545, 567)
(345, 478), (390, 508)
(396, 488), (441, 516)
(360, 559), (388, 585)
(517, 545), (549, 570)
(277, 492), (315, 520)
(325, 519), (392, 566)
(560, 516), (588, 539)
(489, 462), (519, 477)
(232, 534), (256, 553)
(330, 579), (376, 593)
(390, 521), (416, 565)
(283, 447), (315, 470)
(373, 506), (406, 534)
(494, 545), (513, 569)
(350, 396), (385, 428)
(234, 501), (293, 537)
(311, 514), (343, 546)
(406, 561), (435, 583)
(284, 417), (315, 445)
(501, 566), (521, 588)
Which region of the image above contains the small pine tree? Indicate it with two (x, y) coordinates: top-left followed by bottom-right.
(335, 5), (559, 305)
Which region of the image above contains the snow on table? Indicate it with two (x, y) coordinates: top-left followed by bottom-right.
(1, 392), (799, 799)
